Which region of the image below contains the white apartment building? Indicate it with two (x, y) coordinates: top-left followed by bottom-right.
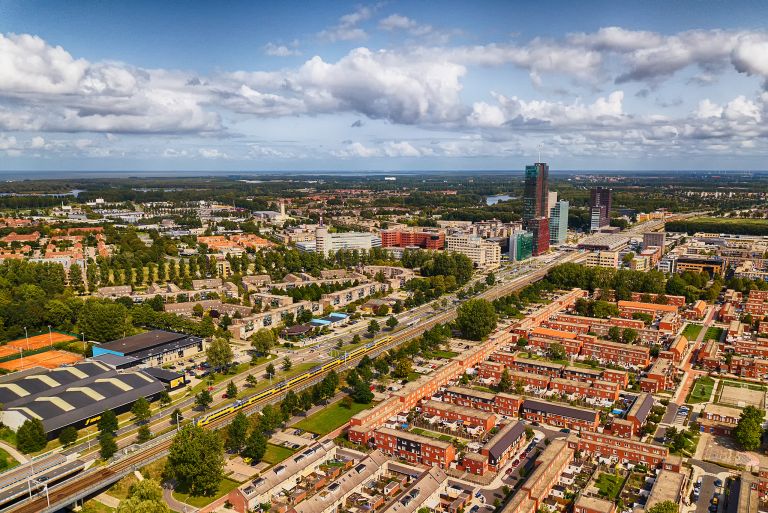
(445, 235), (501, 268)
(314, 227), (381, 256)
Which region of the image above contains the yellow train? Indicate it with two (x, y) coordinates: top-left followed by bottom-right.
(195, 335), (392, 427)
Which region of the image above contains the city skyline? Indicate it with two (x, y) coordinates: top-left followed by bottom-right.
(1, 0), (768, 172)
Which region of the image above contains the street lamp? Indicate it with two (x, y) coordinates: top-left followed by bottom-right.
(16, 348), (23, 371)
(23, 327), (28, 351)
(47, 326), (52, 348)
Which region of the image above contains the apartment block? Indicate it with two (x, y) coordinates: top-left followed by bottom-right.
(445, 235), (501, 269)
(521, 399), (600, 431)
(585, 251), (619, 268)
(580, 338), (650, 368)
(374, 428), (456, 468)
(569, 431), (669, 467)
(421, 400), (497, 431)
(380, 229), (445, 250)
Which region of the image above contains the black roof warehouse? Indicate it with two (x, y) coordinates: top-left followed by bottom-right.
(91, 329), (205, 366)
(0, 361), (165, 437)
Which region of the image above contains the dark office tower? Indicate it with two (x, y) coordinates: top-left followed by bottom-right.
(529, 217), (550, 256)
(523, 162), (549, 224)
(589, 187), (612, 231)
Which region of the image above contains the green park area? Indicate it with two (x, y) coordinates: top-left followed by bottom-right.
(687, 376), (715, 403)
(704, 327), (724, 342)
(682, 324), (703, 340)
(262, 443), (296, 465)
(173, 477), (240, 508)
(293, 400), (372, 435)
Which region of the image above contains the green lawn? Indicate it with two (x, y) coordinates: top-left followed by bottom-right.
(262, 443), (296, 465)
(0, 448), (19, 471)
(410, 428), (454, 443)
(687, 376), (715, 404)
(682, 324), (703, 340)
(595, 473), (624, 500)
(235, 361), (319, 400)
(704, 327), (724, 342)
(173, 477), (240, 508)
(293, 400), (372, 435)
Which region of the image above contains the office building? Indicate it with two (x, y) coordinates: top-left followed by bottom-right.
(380, 229), (445, 249)
(547, 191), (558, 212)
(549, 200), (569, 245)
(585, 250), (619, 268)
(509, 231), (533, 261)
(445, 235), (501, 268)
(523, 163), (549, 223)
(528, 217), (550, 256)
(315, 227), (381, 256)
(589, 187), (612, 231)
(643, 232), (666, 250)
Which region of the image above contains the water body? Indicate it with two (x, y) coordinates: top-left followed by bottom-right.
(486, 194), (512, 205)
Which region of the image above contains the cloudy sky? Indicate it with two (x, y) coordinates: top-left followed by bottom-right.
(1, 0), (768, 172)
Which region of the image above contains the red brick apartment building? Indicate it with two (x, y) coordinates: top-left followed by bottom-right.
(641, 358), (676, 393)
(463, 421), (527, 476)
(698, 404), (741, 435)
(733, 339), (768, 359)
(508, 356), (565, 377)
(629, 292), (687, 307)
(421, 400), (497, 431)
(580, 338), (651, 367)
(729, 356), (768, 379)
(568, 431), (669, 467)
(500, 439), (574, 513)
(617, 300), (679, 319)
(380, 229), (445, 249)
(477, 361), (505, 382)
(601, 368), (629, 387)
(548, 377), (620, 402)
(495, 393), (523, 416)
(374, 427), (455, 468)
(528, 327), (583, 356)
(510, 370), (551, 390)
(521, 399), (600, 431)
(443, 386), (497, 412)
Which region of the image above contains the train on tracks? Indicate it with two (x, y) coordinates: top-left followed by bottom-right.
(195, 335), (393, 427)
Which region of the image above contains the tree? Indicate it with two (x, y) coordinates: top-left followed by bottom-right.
(250, 328), (276, 355)
(608, 326), (622, 342)
(265, 363), (276, 378)
(159, 390), (171, 406)
(392, 357), (412, 379)
(131, 397), (151, 424)
(137, 425), (152, 443)
(367, 319), (380, 336)
(226, 381), (238, 399)
(171, 408), (183, 424)
(206, 338), (234, 370)
(260, 404), (281, 432)
(516, 337), (528, 348)
(386, 315), (399, 330)
(226, 412), (249, 453)
(17, 419), (47, 453)
(117, 479), (170, 513)
(281, 356), (292, 372)
(195, 390), (213, 411)
(79, 299), (130, 342)
(647, 501), (678, 513)
(498, 368), (513, 393)
(548, 343), (567, 361)
(99, 432), (118, 459)
(456, 299), (497, 340)
(734, 405), (764, 451)
(59, 426), (78, 446)
(351, 381), (374, 404)
(246, 374), (258, 387)
(192, 303), (204, 317)
(243, 428), (267, 462)
(98, 409), (118, 435)
(524, 426), (534, 440)
(622, 328), (639, 344)
(377, 304), (390, 316)
(352, 334), (361, 345)
(486, 272), (496, 286)
(69, 263), (85, 293)
(165, 425), (224, 496)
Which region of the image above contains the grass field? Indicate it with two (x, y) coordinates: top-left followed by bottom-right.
(687, 376), (715, 404)
(80, 501), (116, 513)
(293, 399), (372, 435)
(704, 327), (724, 342)
(262, 443), (296, 465)
(682, 324), (703, 340)
(173, 477), (240, 508)
(0, 448), (19, 471)
(595, 473), (624, 500)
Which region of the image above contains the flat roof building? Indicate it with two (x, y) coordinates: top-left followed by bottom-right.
(92, 330), (205, 367)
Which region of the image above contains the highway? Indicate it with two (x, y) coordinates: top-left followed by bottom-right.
(4, 250), (586, 513)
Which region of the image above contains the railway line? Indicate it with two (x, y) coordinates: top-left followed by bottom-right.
(4, 252), (582, 513)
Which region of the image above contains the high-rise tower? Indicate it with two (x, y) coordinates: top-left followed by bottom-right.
(523, 162), (549, 223)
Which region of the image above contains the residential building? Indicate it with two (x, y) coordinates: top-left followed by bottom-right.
(374, 428), (456, 468)
(520, 399), (600, 431)
(568, 431), (669, 467)
(315, 227), (381, 256)
(445, 235), (501, 268)
(643, 232), (666, 250)
(380, 229), (445, 250)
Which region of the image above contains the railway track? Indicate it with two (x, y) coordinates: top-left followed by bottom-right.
(5, 258), (572, 513)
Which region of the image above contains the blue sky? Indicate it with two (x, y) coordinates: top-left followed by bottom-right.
(0, 0), (767, 172)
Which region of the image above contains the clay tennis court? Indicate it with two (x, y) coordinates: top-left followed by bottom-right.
(5, 332), (77, 351)
(0, 350), (82, 371)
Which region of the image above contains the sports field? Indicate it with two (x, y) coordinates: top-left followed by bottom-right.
(0, 350), (82, 371)
(6, 332), (76, 351)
